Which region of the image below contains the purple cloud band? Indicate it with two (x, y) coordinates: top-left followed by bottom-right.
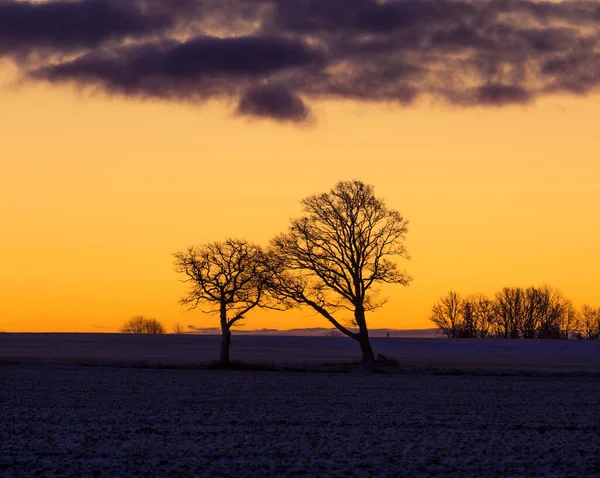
(3, 0), (600, 121)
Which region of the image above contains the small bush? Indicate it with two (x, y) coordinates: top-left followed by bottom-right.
(121, 316), (166, 334)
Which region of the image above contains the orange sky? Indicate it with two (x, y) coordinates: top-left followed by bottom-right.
(1, 60), (599, 332)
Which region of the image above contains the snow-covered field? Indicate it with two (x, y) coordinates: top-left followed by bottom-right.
(1, 333), (599, 373)
(1, 364), (600, 476)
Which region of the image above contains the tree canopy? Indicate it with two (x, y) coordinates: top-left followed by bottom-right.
(173, 239), (269, 363)
(268, 179), (411, 362)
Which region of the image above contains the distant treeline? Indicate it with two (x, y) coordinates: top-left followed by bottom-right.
(430, 286), (600, 340)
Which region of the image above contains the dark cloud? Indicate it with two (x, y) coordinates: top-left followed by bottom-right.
(0, 0), (172, 58)
(541, 52), (600, 94)
(156, 36), (319, 78)
(473, 83), (533, 106)
(34, 35), (319, 100)
(270, 0), (477, 35)
(7, 0), (600, 121)
(238, 85), (308, 121)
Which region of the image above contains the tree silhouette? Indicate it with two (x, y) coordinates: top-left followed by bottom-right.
(431, 286), (582, 339)
(533, 286), (573, 339)
(268, 180), (411, 363)
(580, 305), (600, 340)
(467, 294), (494, 338)
(494, 287), (523, 339)
(431, 292), (495, 338)
(121, 316), (166, 334)
(173, 239), (268, 364)
(430, 291), (464, 338)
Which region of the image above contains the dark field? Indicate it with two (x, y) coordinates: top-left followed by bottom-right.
(1, 335), (600, 476)
(1, 334), (600, 373)
(1, 364), (600, 477)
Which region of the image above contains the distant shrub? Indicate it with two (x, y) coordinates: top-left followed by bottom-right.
(121, 316), (166, 334)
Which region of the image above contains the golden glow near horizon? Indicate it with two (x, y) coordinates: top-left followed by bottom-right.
(1, 64), (599, 332)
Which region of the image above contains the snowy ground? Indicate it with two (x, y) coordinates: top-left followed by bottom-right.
(1, 334), (600, 373)
(1, 364), (600, 476)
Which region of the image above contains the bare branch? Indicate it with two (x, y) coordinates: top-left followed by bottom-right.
(173, 239), (273, 364)
(267, 180), (412, 362)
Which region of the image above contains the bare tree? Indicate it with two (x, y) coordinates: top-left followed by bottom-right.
(493, 287), (524, 338)
(172, 323), (185, 334)
(268, 180), (411, 363)
(537, 286), (571, 339)
(491, 285), (574, 339)
(431, 293), (496, 339)
(430, 291), (464, 338)
(461, 300), (477, 338)
(579, 305), (600, 340)
(558, 298), (578, 340)
(521, 286), (549, 339)
(121, 316), (166, 334)
(433, 285), (578, 340)
(173, 239), (268, 364)
(469, 294), (494, 338)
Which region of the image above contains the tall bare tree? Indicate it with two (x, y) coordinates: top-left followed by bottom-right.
(173, 239), (268, 364)
(269, 180), (411, 363)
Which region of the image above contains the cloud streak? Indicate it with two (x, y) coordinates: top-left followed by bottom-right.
(0, 0), (173, 58)
(4, 0), (600, 121)
(33, 36), (319, 100)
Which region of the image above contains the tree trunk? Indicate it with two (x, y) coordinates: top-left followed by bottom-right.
(354, 305), (375, 363)
(358, 332), (375, 363)
(220, 299), (231, 365)
(220, 327), (231, 365)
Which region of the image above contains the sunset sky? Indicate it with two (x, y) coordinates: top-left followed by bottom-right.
(1, 0), (599, 332)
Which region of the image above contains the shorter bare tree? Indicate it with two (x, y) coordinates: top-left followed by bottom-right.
(432, 286), (579, 340)
(493, 287), (524, 339)
(558, 299), (578, 340)
(469, 294), (494, 338)
(121, 316), (166, 334)
(431, 292), (494, 338)
(536, 287), (573, 339)
(579, 305), (600, 340)
(173, 239), (269, 364)
(430, 291), (464, 338)
(172, 323), (185, 334)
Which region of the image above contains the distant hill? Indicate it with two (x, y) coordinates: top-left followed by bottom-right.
(186, 325), (439, 338)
